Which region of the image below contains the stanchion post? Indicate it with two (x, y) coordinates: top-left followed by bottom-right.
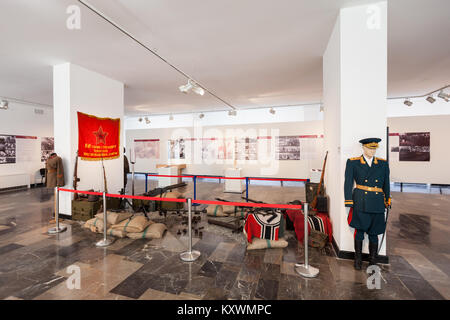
(245, 177), (249, 202)
(96, 192), (114, 247)
(48, 187), (67, 234)
(145, 174), (148, 193)
(295, 202), (319, 278)
(180, 198), (201, 262)
(131, 163), (135, 196)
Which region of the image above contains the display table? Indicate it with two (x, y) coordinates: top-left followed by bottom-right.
(156, 164), (186, 188)
(224, 167), (244, 193)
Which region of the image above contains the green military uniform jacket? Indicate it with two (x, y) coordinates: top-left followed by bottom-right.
(344, 155), (391, 214)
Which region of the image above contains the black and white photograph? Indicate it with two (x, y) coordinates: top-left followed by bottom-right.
(168, 138), (185, 159)
(40, 137), (54, 162)
(276, 136), (300, 160)
(0, 135), (16, 164)
(235, 137), (257, 160)
(399, 132), (430, 161)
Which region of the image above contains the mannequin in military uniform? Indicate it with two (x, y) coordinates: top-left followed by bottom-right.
(344, 138), (391, 270)
(45, 153), (65, 188)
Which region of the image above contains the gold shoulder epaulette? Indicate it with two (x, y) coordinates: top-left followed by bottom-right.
(349, 157), (360, 161)
(376, 157), (386, 161)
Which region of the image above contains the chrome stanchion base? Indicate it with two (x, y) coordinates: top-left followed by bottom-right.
(295, 264), (319, 278)
(48, 225), (67, 234)
(180, 250), (201, 262)
(96, 238), (114, 247)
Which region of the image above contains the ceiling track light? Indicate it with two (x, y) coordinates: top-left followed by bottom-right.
(179, 79), (205, 96)
(199, 113), (205, 119)
(0, 99), (9, 110)
(437, 90), (449, 102)
(228, 110), (237, 116)
(144, 117), (150, 124)
(404, 98), (413, 107)
(426, 95), (436, 103)
(269, 107), (275, 114)
(138, 117), (143, 122)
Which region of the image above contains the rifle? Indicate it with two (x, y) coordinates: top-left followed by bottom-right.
(310, 151), (328, 210)
(73, 151), (80, 200)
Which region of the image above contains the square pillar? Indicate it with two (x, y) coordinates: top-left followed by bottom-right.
(323, 2), (388, 256)
(53, 63), (124, 216)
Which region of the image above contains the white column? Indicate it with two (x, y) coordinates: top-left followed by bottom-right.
(323, 2), (387, 255)
(53, 63), (124, 215)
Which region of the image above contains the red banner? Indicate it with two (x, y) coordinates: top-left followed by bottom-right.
(77, 112), (120, 161)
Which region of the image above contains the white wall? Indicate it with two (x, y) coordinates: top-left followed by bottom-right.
(126, 120), (325, 179)
(54, 63), (124, 215)
(388, 98), (450, 117)
(388, 115), (450, 184)
(125, 104), (323, 130)
(0, 101), (53, 185)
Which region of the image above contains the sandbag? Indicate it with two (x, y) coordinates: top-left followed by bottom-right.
(107, 228), (127, 238)
(222, 205), (236, 213)
(246, 237), (288, 250)
(111, 215), (152, 233)
(127, 223), (167, 239)
(96, 211), (133, 225)
(205, 205), (228, 217)
(83, 217), (111, 233)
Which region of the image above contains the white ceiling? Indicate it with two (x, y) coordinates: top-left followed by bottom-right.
(0, 0), (449, 115)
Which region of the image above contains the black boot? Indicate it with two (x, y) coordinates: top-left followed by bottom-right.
(369, 241), (378, 266)
(354, 240), (363, 270)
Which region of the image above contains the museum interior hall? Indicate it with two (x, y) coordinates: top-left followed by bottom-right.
(0, 0), (449, 304)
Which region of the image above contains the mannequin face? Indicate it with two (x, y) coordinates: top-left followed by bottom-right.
(362, 146), (377, 158)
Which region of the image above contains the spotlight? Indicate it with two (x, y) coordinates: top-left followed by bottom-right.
(269, 107), (275, 114)
(426, 95), (436, 103)
(199, 113), (205, 119)
(169, 114), (174, 120)
(438, 90), (449, 102)
(0, 100), (8, 110)
(228, 110), (237, 116)
(145, 117), (150, 124)
(178, 81), (193, 94)
(178, 79), (205, 96)
(138, 117), (143, 122)
(192, 86), (205, 96)
(404, 99), (413, 107)
(319, 104), (324, 112)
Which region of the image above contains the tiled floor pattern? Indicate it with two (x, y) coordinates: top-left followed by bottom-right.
(0, 178), (449, 300)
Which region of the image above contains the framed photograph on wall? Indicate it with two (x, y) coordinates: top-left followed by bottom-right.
(0, 135), (16, 164)
(398, 132), (430, 161)
(276, 136), (300, 160)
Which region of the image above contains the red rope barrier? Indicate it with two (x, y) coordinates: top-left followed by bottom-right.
(192, 199), (302, 210)
(248, 177), (308, 182)
(145, 173), (308, 182)
(58, 188), (302, 209)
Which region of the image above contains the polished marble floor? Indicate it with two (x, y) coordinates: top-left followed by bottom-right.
(0, 178), (449, 300)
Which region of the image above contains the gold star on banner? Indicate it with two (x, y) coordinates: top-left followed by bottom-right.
(93, 126), (108, 145)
